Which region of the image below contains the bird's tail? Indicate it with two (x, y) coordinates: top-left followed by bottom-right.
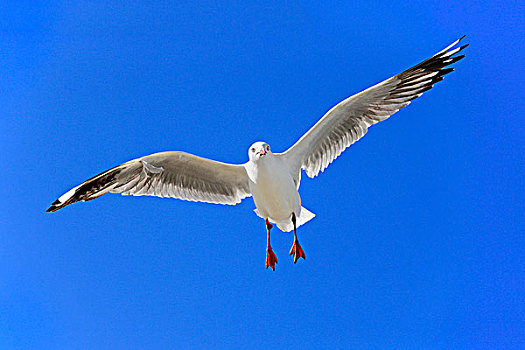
(46, 163), (130, 213)
(276, 206), (316, 232)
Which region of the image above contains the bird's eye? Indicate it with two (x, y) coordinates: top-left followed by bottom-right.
(266, 146), (270, 151)
(251, 148), (255, 152)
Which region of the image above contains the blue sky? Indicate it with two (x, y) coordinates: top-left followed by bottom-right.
(1, 1), (523, 349)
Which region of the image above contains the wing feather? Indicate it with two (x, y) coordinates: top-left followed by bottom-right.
(47, 151), (251, 212)
(281, 36), (468, 178)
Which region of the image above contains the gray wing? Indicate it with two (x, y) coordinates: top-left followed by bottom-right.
(47, 151), (251, 212)
(280, 36), (468, 178)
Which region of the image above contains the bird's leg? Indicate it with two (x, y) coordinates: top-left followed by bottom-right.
(265, 218), (278, 270)
(289, 212), (306, 263)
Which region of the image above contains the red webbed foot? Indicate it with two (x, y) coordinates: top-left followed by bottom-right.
(266, 245), (278, 270)
(289, 238), (306, 263)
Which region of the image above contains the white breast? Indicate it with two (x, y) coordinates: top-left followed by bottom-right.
(245, 155), (301, 223)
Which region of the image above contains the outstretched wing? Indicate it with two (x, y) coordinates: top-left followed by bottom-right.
(281, 36), (468, 178)
(47, 151), (251, 212)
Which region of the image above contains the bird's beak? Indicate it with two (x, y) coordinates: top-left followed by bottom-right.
(258, 149), (266, 156)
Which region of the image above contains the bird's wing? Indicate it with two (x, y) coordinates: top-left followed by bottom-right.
(47, 151), (251, 212)
(280, 36), (468, 178)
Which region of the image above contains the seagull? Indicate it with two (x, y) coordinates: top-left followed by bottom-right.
(47, 36), (468, 270)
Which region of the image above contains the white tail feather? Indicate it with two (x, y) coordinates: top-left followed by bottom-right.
(254, 206), (316, 232)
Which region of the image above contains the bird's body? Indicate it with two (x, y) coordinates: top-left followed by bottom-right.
(246, 152), (301, 224)
(244, 143), (314, 232)
(47, 36), (468, 270)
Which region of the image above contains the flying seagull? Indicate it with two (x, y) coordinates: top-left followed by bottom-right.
(47, 36), (468, 270)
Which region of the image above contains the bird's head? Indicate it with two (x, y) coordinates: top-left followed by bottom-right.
(248, 141), (272, 162)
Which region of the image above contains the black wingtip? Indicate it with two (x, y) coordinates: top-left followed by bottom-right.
(46, 199), (62, 213)
(438, 67), (455, 77)
(46, 199), (69, 213)
(459, 34), (467, 41)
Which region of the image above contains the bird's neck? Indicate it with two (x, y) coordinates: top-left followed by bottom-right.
(244, 156), (277, 183)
